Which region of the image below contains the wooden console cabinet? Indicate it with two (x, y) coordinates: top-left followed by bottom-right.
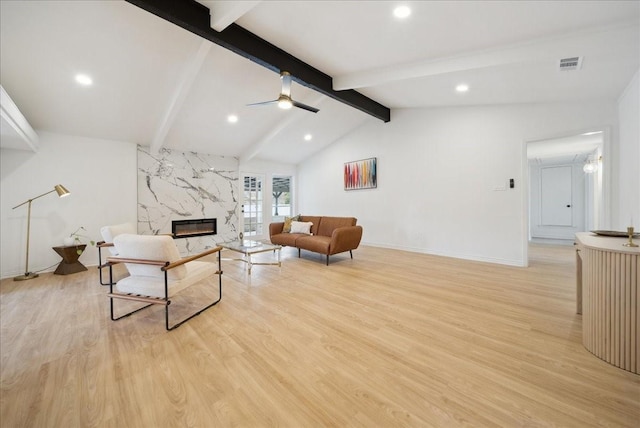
(575, 232), (639, 374)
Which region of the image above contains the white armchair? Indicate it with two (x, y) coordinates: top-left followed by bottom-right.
(106, 234), (222, 330)
(97, 223), (136, 285)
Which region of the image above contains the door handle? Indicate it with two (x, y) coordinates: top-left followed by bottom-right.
(566, 205), (571, 207)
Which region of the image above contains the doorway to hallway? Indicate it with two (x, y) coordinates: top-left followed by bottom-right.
(525, 128), (609, 261)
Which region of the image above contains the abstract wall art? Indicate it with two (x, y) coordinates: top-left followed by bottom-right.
(344, 157), (377, 190)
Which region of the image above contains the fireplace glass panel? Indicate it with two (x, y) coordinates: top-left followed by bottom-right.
(172, 218), (217, 238)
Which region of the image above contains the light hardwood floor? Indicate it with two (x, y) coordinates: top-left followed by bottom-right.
(1, 244), (638, 427)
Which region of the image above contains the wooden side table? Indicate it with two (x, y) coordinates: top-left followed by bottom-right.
(52, 245), (87, 275)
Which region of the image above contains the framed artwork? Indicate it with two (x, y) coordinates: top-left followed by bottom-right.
(344, 157), (377, 190)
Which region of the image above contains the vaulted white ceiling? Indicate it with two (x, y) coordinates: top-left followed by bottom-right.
(1, 1), (638, 164)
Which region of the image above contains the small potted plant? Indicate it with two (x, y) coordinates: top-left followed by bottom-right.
(64, 227), (96, 255)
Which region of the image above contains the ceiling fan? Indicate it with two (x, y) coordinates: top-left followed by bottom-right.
(247, 71), (319, 113)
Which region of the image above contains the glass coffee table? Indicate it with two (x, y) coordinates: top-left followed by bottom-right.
(220, 240), (281, 275)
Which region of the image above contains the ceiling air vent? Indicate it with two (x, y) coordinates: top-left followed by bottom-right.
(558, 56), (583, 71)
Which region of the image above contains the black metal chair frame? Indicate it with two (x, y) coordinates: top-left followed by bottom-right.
(97, 241), (114, 286)
(106, 247), (223, 331)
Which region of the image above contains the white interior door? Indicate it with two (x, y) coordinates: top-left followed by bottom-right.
(540, 166), (573, 226)
(242, 174), (264, 239)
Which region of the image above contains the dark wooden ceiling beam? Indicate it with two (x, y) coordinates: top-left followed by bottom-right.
(125, 0), (391, 122)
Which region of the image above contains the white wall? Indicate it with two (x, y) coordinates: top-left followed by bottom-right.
(616, 70), (640, 229)
(1, 132), (137, 279)
(298, 101), (617, 266)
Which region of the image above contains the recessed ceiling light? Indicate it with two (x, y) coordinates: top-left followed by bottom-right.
(75, 74), (93, 86)
(393, 5), (411, 19)
(227, 115), (238, 123)
(455, 84), (469, 93)
(304, 134), (312, 141)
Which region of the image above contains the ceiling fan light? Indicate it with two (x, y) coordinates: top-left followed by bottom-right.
(278, 96), (293, 110)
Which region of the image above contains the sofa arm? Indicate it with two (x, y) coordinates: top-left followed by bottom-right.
(269, 222), (285, 237)
(329, 225), (363, 255)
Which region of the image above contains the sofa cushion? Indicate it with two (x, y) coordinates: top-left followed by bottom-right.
(317, 217), (357, 237)
(299, 216), (322, 235)
(297, 235), (331, 254)
(282, 215), (300, 233)
(290, 221), (313, 234)
(270, 233), (306, 247)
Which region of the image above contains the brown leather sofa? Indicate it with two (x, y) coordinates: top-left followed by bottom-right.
(269, 216), (363, 265)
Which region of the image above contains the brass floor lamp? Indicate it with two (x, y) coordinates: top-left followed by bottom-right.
(13, 184), (70, 281)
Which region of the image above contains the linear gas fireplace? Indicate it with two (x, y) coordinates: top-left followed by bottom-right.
(172, 218), (217, 239)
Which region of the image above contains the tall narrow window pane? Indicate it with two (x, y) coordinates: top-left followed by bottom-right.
(272, 176), (292, 219)
(243, 175), (263, 236)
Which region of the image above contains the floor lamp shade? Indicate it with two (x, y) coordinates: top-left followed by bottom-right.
(54, 184), (70, 197)
(12, 184), (71, 281)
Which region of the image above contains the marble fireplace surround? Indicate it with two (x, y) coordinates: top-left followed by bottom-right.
(137, 145), (239, 255)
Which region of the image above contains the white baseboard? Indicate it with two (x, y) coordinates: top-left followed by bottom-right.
(361, 241), (526, 267)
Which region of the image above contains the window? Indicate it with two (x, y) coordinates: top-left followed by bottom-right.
(243, 175), (263, 237)
(272, 176), (292, 219)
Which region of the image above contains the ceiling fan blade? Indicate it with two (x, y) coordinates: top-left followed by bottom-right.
(246, 100), (278, 107)
(247, 71), (318, 112)
(292, 100), (319, 113)
(280, 71), (292, 97)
